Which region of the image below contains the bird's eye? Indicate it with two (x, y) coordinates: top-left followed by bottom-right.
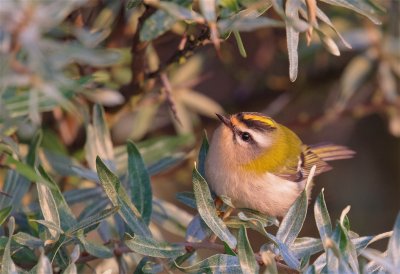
(241, 132), (251, 142)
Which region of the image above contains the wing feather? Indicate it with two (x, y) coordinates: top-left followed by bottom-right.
(274, 143), (355, 182)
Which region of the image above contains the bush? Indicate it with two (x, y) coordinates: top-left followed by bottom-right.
(0, 0), (398, 273)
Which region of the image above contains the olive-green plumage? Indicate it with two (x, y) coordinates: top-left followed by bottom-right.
(243, 124), (302, 174)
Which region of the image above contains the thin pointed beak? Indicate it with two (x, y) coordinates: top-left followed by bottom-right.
(216, 113), (233, 129)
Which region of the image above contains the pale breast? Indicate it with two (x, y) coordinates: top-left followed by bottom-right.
(207, 166), (305, 217)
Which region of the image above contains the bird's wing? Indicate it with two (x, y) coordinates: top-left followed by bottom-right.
(273, 145), (328, 182)
(273, 143), (354, 182)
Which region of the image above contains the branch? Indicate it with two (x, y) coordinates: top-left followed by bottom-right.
(145, 27), (210, 80)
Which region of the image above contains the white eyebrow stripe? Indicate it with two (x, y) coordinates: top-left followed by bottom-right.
(239, 127), (271, 147)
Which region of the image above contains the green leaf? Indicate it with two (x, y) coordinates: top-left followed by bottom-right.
(0, 206), (12, 225)
(199, 0), (216, 22)
(291, 237), (323, 258)
(33, 248), (53, 274)
(224, 242), (237, 256)
(13, 232), (44, 249)
(388, 212), (400, 265)
(338, 52), (375, 110)
(64, 187), (104, 206)
(185, 214), (212, 243)
(63, 245), (79, 274)
(36, 179), (61, 241)
(237, 225), (259, 274)
(175, 254), (241, 273)
(192, 167), (237, 248)
(260, 247), (278, 274)
(314, 189), (332, 244)
(133, 257), (149, 274)
(285, 0), (300, 82)
(4, 133), (41, 212)
(147, 154), (187, 176)
(70, 166), (99, 182)
(152, 198), (193, 238)
(1, 217), (16, 274)
(33, 220), (64, 236)
(218, 16), (284, 33)
(116, 134), (194, 170)
(276, 188), (308, 247)
(67, 206), (118, 235)
(77, 232), (113, 259)
(127, 141), (152, 225)
(238, 212), (300, 270)
(78, 198), (109, 221)
(176, 191), (197, 208)
(3, 156), (55, 190)
(126, 0), (142, 9)
(141, 261), (163, 273)
(96, 156), (151, 237)
(159, 2), (204, 21)
(125, 235), (186, 258)
(85, 104), (115, 171)
(197, 134), (209, 178)
(352, 231), (392, 252)
(140, 10), (177, 42)
(234, 31), (247, 57)
(38, 166), (77, 230)
(325, 235), (353, 273)
(362, 248), (395, 273)
(320, 0), (381, 24)
(304, 264), (316, 274)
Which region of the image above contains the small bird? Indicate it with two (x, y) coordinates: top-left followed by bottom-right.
(205, 112), (355, 217)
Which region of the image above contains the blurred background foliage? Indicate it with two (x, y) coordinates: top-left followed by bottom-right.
(0, 0), (399, 273)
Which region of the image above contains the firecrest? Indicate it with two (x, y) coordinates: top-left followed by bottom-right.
(205, 112), (354, 217)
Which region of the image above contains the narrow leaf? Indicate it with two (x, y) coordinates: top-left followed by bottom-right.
(234, 31), (247, 58)
(388, 212), (400, 265)
(197, 134), (209, 178)
(192, 167), (237, 248)
(292, 237), (323, 258)
(176, 191), (197, 209)
(238, 225), (259, 274)
(125, 235), (186, 258)
(140, 11), (176, 42)
(285, 0), (300, 81)
(35, 248), (53, 274)
(96, 157), (151, 237)
(67, 206), (118, 235)
(63, 245), (79, 274)
(277, 188), (308, 246)
(77, 232), (113, 259)
(78, 198), (109, 221)
(320, 0), (381, 24)
(260, 248), (278, 274)
(127, 141), (152, 225)
(314, 189), (332, 244)
(0, 206), (12, 225)
(185, 214), (212, 243)
(1, 217), (17, 274)
(152, 198), (193, 238)
(13, 232), (44, 249)
(175, 254), (241, 273)
(38, 166), (77, 230)
(36, 181), (61, 240)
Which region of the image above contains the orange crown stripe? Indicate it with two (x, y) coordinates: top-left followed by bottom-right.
(243, 114), (276, 127)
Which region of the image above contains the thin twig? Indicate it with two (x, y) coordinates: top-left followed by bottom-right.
(160, 72), (182, 126)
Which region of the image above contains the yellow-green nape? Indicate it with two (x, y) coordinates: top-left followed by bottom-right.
(242, 114), (276, 128)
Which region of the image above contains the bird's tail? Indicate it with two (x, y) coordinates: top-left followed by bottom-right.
(309, 143), (355, 162)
